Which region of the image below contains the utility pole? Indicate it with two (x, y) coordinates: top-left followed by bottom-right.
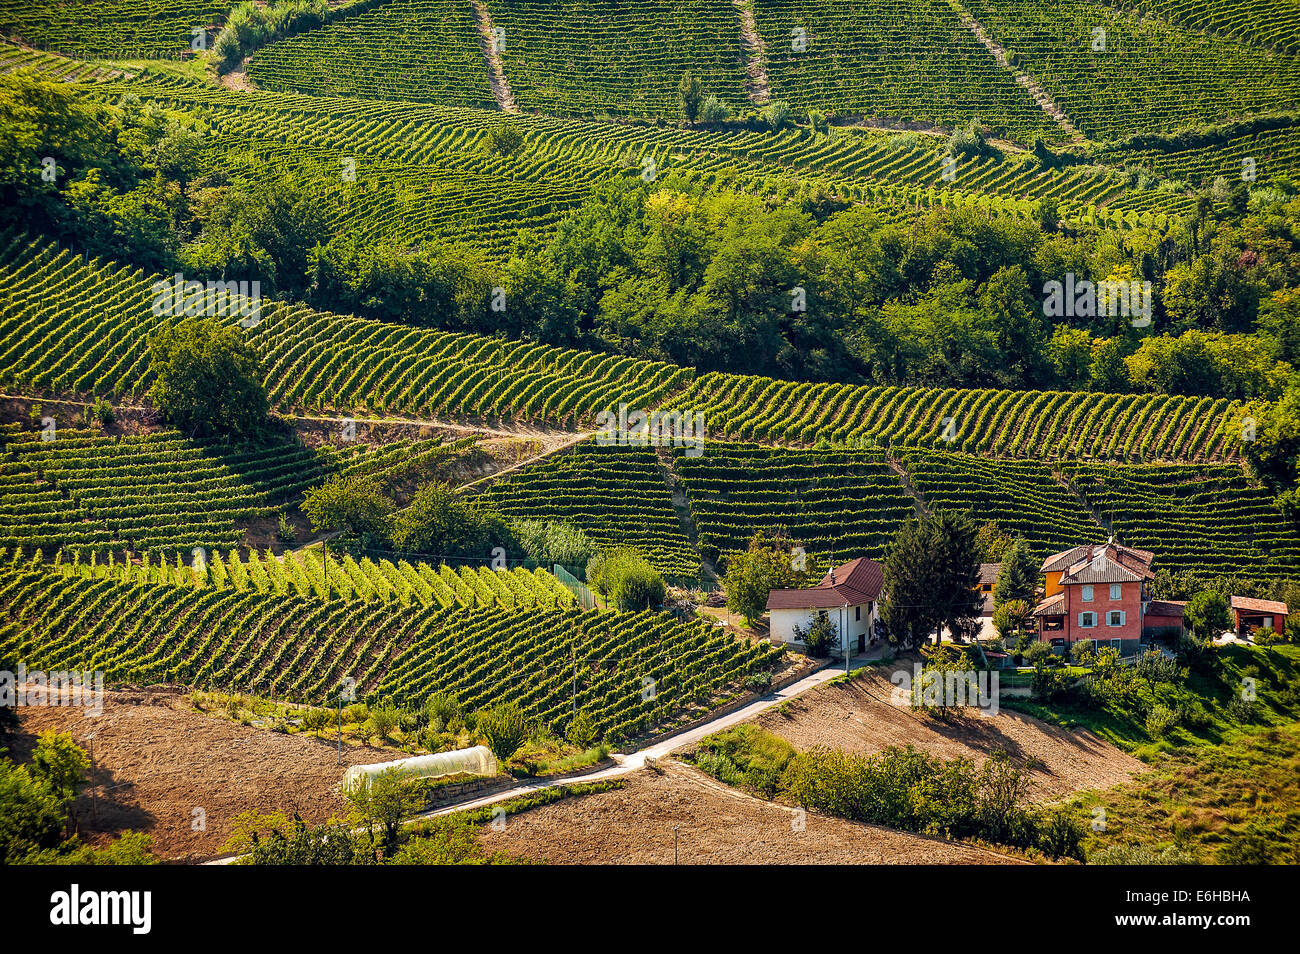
(844, 603), (850, 674)
(673, 826), (679, 865)
(87, 733), (97, 825)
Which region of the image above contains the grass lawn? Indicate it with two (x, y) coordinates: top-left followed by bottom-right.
(1069, 723), (1300, 864)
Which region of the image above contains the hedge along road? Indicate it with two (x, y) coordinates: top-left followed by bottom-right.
(204, 654), (875, 864)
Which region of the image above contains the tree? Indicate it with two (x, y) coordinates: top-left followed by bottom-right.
(992, 599), (1030, 640)
(477, 703), (527, 762)
(993, 537), (1038, 606)
(346, 769), (426, 857)
(722, 533), (813, 625)
(974, 520), (1014, 562)
(301, 473), (394, 547)
(677, 72), (703, 122)
(147, 317), (269, 439)
(0, 760), (66, 864)
(881, 512), (983, 646)
(930, 511), (985, 643)
(511, 519), (595, 570)
(31, 730), (90, 804)
(390, 481), (510, 559)
(488, 124), (524, 156)
(1185, 590), (1232, 642)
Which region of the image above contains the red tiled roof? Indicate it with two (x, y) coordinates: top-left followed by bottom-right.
(1047, 541), (1155, 585)
(1041, 541), (1155, 579)
(766, 557), (884, 611)
(1146, 599), (1187, 619)
(1031, 592), (1065, 616)
(1231, 595), (1289, 616)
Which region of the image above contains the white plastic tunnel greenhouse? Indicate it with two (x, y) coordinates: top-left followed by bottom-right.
(343, 745), (497, 791)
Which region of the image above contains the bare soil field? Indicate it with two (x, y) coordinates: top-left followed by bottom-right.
(11, 688), (396, 862)
(754, 664), (1143, 801)
(478, 760), (1021, 864)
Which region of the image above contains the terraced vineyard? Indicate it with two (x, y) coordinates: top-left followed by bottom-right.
(963, 0), (1300, 140)
(1101, 0), (1300, 56)
(0, 0), (229, 58)
(1061, 462), (1300, 577)
(673, 442), (916, 563)
(0, 234), (689, 426)
(33, 546), (577, 609)
(663, 373), (1238, 462)
(71, 72), (1179, 257)
(750, 0), (1063, 143)
(486, 0), (750, 116)
(0, 424), (457, 557)
(481, 442), (700, 579)
(898, 448), (1102, 557)
(0, 38), (126, 80)
(0, 565), (781, 739)
(1097, 120), (1300, 187)
(246, 0), (495, 108)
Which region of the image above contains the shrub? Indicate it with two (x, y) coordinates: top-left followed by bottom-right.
(1145, 703), (1179, 738)
(700, 94), (731, 124)
(792, 612), (838, 657)
(565, 710), (598, 748)
(275, 512), (296, 543)
(691, 725), (796, 797)
(366, 703), (399, 742)
(1037, 804), (1086, 861)
(300, 708), (331, 732)
(1228, 694), (1257, 723)
(1089, 843), (1199, 865)
(511, 519), (594, 570)
(765, 100), (791, 131)
(1254, 626), (1282, 645)
(424, 690), (462, 733)
(488, 125), (524, 156)
(743, 671), (773, 694)
(587, 548), (665, 610)
(477, 703), (527, 762)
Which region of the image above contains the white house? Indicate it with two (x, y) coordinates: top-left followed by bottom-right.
(765, 557), (884, 654)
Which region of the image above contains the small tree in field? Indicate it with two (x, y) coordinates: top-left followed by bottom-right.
(477, 702), (527, 762)
(678, 71), (703, 122)
(301, 473), (394, 547)
(1185, 590), (1232, 642)
(148, 317), (269, 439)
(993, 537), (1038, 606)
(347, 769), (425, 857)
(723, 533), (814, 626)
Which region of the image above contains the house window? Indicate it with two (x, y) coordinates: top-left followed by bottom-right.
(1079, 612), (1096, 628)
(1081, 585), (1094, 602)
(1110, 584), (1122, 600)
(1108, 610), (1125, 627)
(855, 606), (861, 621)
